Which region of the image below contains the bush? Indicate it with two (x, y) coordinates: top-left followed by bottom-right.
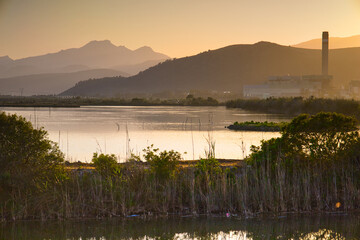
(195, 157), (221, 176)
(92, 153), (121, 177)
(247, 112), (359, 167)
(282, 112), (359, 161)
(143, 145), (181, 179)
(248, 137), (284, 166)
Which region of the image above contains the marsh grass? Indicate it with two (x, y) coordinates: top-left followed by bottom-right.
(2, 150), (359, 221)
(1, 112), (360, 221)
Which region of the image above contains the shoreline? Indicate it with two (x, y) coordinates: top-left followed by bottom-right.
(226, 124), (281, 132)
(1, 209), (357, 223)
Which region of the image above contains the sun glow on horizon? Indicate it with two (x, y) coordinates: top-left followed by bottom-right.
(0, 0), (359, 59)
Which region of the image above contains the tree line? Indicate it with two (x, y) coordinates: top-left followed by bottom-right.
(226, 97), (360, 118)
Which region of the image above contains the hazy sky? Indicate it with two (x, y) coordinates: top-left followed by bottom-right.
(1, 0), (360, 59)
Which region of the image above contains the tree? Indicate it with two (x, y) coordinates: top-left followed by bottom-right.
(281, 112), (359, 161)
(0, 112), (65, 197)
(248, 112), (359, 166)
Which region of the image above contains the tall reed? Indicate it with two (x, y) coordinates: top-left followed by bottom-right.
(2, 151), (359, 221)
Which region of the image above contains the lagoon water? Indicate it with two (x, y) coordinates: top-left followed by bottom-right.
(1, 215), (359, 239)
(1, 106), (288, 162)
(2, 106), (359, 239)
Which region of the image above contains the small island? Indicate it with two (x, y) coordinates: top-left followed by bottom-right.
(226, 120), (286, 132)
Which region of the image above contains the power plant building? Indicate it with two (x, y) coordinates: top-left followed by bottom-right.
(243, 75), (332, 98)
(243, 32), (332, 99)
(322, 31), (329, 76)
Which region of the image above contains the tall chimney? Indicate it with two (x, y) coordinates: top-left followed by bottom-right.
(322, 31), (329, 76)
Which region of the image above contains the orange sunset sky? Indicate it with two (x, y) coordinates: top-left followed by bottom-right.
(1, 0), (360, 59)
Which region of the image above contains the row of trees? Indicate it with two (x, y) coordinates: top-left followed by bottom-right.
(226, 97), (360, 118)
(0, 95), (219, 107)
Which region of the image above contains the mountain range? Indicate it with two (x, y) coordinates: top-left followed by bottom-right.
(0, 40), (169, 95)
(2, 35), (360, 97)
(0, 69), (128, 96)
(0, 40), (169, 78)
(61, 41), (360, 97)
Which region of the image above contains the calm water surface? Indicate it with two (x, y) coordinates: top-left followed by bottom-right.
(1, 106), (289, 162)
(1, 215), (359, 239)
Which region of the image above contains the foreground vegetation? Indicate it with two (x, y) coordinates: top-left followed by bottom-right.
(1, 112), (360, 221)
(227, 121), (286, 131)
(0, 95), (220, 107)
(226, 97), (360, 118)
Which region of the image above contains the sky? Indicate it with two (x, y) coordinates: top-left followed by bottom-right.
(1, 0), (360, 59)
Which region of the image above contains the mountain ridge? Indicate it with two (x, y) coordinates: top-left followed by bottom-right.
(0, 40), (169, 78)
(61, 41), (360, 97)
(0, 68), (128, 96)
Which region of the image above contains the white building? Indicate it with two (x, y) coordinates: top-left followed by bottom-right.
(243, 75), (332, 99)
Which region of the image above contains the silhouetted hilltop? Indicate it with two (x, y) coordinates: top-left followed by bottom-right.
(0, 69), (127, 96)
(293, 35), (360, 49)
(61, 41), (360, 97)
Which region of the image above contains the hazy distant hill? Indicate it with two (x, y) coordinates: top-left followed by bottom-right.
(0, 56), (13, 65)
(0, 40), (169, 78)
(61, 42), (360, 97)
(111, 59), (170, 76)
(293, 35), (360, 49)
(0, 69), (128, 96)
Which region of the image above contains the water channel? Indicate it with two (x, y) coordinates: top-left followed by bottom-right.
(2, 106), (289, 162)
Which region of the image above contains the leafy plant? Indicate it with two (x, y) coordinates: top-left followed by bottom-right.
(92, 153), (121, 177)
(143, 145), (181, 179)
(195, 157), (221, 176)
(247, 112), (359, 167)
(282, 112), (359, 161)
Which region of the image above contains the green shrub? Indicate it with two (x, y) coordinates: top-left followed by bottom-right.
(92, 153), (121, 177)
(247, 112), (359, 167)
(247, 137), (284, 166)
(143, 145), (181, 179)
(282, 112), (359, 161)
(195, 157), (221, 176)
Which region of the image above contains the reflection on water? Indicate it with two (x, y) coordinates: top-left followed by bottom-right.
(1, 106), (289, 161)
(1, 215), (359, 239)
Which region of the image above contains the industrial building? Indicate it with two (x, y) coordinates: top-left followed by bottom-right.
(243, 75), (332, 98)
(243, 32), (332, 99)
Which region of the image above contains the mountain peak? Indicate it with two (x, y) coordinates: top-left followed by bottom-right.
(83, 40), (116, 49)
(254, 41), (279, 46)
(0, 55), (13, 64)
(135, 46), (154, 52)
(0, 55), (13, 60)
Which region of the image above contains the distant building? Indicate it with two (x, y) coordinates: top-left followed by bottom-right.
(322, 31), (329, 76)
(349, 80), (360, 97)
(243, 75), (332, 99)
(243, 31), (332, 99)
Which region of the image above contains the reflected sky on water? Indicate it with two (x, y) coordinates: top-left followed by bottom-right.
(1, 215), (359, 239)
(1, 106), (289, 162)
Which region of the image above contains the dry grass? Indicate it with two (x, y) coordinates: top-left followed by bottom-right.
(2, 156), (359, 221)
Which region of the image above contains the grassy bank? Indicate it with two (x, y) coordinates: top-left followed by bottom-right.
(0, 95), (220, 107)
(1, 112), (360, 221)
(227, 121), (286, 131)
(226, 97), (360, 118)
